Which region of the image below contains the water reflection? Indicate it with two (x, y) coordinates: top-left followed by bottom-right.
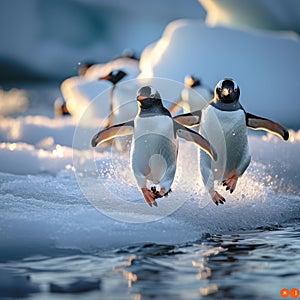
(1, 225), (299, 299)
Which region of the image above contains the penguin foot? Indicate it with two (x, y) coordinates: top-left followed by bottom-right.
(222, 174), (238, 193)
(163, 189), (172, 197)
(150, 187), (172, 198)
(209, 190), (226, 206)
(141, 187), (158, 207)
(151, 186), (161, 197)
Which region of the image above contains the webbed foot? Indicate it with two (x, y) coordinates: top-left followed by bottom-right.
(222, 174), (238, 193)
(151, 187), (172, 198)
(209, 190), (226, 206)
(141, 187), (158, 207)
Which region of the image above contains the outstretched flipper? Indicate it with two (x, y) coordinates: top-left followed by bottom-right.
(246, 113), (289, 141)
(91, 120), (134, 147)
(173, 110), (202, 127)
(174, 121), (217, 161)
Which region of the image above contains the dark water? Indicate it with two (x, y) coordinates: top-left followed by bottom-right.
(1, 223), (300, 300)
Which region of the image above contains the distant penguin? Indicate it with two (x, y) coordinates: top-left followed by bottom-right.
(98, 69), (139, 151)
(91, 85), (216, 207)
(98, 69), (138, 128)
(60, 56), (139, 121)
(169, 75), (213, 115)
(174, 78), (289, 205)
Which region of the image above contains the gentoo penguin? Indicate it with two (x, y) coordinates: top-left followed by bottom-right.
(60, 57), (139, 121)
(169, 75), (213, 115)
(99, 70), (137, 128)
(98, 69), (139, 151)
(98, 69), (127, 128)
(91, 85), (216, 207)
(174, 78), (289, 205)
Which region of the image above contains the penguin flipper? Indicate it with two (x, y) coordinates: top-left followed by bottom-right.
(173, 110), (202, 127)
(91, 121), (134, 147)
(246, 113), (289, 141)
(174, 121), (217, 160)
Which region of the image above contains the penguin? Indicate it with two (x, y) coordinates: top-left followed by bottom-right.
(174, 78), (289, 205)
(98, 69), (140, 127)
(98, 69), (139, 151)
(98, 69), (128, 128)
(169, 75), (213, 115)
(91, 85), (217, 207)
(60, 56), (139, 122)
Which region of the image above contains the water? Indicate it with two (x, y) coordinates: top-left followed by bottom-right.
(1, 223), (299, 300)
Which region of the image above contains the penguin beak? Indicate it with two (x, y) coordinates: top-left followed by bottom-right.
(221, 88), (232, 96)
(137, 96), (147, 101)
(98, 74), (110, 81)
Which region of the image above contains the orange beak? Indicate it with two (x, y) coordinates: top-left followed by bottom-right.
(137, 96), (147, 101)
(98, 74), (110, 81)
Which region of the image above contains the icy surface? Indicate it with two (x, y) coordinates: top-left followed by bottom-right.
(0, 122), (299, 256)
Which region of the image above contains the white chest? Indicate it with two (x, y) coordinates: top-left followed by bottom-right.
(134, 115), (176, 141)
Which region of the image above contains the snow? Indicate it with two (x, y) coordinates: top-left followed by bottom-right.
(199, 0), (300, 36)
(0, 88), (29, 117)
(0, 96), (299, 251)
(0, 131), (299, 255)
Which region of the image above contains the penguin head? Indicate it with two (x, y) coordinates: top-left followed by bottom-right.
(214, 78), (240, 103)
(184, 75), (201, 88)
(136, 86), (161, 109)
(98, 69), (127, 85)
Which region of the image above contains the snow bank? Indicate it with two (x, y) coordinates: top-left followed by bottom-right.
(199, 0), (300, 36)
(0, 116), (80, 147)
(138, 19), (300, 127)
(0, 142), (74, 175)
(0, 88), (29, 116)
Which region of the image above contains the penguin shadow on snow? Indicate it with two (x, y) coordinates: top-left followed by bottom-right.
(174, 78), (289, 206)
(91, 85), (217, 207)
